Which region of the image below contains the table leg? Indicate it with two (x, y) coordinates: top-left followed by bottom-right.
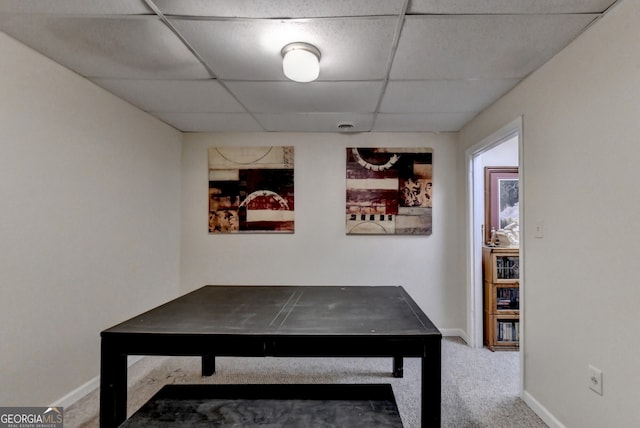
(421, 340), (442, 427)
(393, 356), (404, 378)
(99, 338), (127, 428)
(202, 354), (215, 376)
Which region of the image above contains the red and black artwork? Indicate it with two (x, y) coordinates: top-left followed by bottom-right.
(346, 147), (433, 235)
(208, 146), (294, 233)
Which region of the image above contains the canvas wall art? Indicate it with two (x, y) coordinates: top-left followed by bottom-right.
(484, 166), (519, 244)
(208, 146), (294, 233)
(346, 147), (433, 235)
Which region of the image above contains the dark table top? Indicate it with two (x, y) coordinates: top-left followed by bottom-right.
(102, 285), (440, 338)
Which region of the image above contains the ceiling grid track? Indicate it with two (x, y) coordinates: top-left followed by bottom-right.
(370, 0), (410, 132)
(143, 0), (269, 131)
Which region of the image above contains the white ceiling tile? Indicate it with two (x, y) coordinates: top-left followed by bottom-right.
(153, 112), (264, 132)
(153, 0), (404, 18)
(0, 0), (614, 133)
(373, 112), (477, 132)
(91, 79), (245, 113)
(255, 113), (374, 132)
(0, 15), (211, 79)
(170, 17), (397, 80)
(225, 81), (384, 112)
(408, 0), (617, 14)
(380, 79), (519, 113)
(0, 0), (153, 14)
(391, 14), (598, 80)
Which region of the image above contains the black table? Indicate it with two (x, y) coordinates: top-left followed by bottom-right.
(100, 285), (442, 427)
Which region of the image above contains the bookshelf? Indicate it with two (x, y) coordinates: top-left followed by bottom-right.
(483, 246), (519, 351)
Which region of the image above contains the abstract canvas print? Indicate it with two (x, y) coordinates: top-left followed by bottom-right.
(208, 146), (294, 233)
(346, 147), (433, 235)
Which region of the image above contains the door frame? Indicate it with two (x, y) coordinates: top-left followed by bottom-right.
(465, 117), (523, 364)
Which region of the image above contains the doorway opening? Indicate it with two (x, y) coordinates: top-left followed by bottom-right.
(465, 117), (523, 390)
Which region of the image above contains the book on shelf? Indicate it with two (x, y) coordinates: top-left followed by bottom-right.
(496, 256), (520, 280)
(497, 299), (511, 309)
(497, 320), (520, 342)
(496, 288), (519, 310)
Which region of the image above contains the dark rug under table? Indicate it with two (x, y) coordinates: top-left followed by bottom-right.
(119, 383), (403, 427)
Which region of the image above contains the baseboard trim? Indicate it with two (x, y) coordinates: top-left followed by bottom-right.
(523, 390), (567, 428)
(50, 356), (146, 408)
(439, 328), (469, 344)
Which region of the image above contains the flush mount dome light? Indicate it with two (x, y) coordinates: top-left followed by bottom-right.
(281, 42), (321, 83)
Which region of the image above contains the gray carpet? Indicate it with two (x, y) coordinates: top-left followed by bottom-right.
(65, 337), (547, 427)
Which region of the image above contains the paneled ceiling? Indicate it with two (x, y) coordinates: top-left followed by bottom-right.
(0, 0), (618, 133)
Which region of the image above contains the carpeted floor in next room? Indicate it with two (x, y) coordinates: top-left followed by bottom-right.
(65, 337), (547, 428)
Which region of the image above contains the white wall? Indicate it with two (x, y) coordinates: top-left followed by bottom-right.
(0, 33), (182, 406)
(478, 135), (518, 167)
(459, 1), (640, 426)
(181, 132), (464, 332)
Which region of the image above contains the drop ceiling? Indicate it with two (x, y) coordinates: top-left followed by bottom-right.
(0, 0), (618, 133)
